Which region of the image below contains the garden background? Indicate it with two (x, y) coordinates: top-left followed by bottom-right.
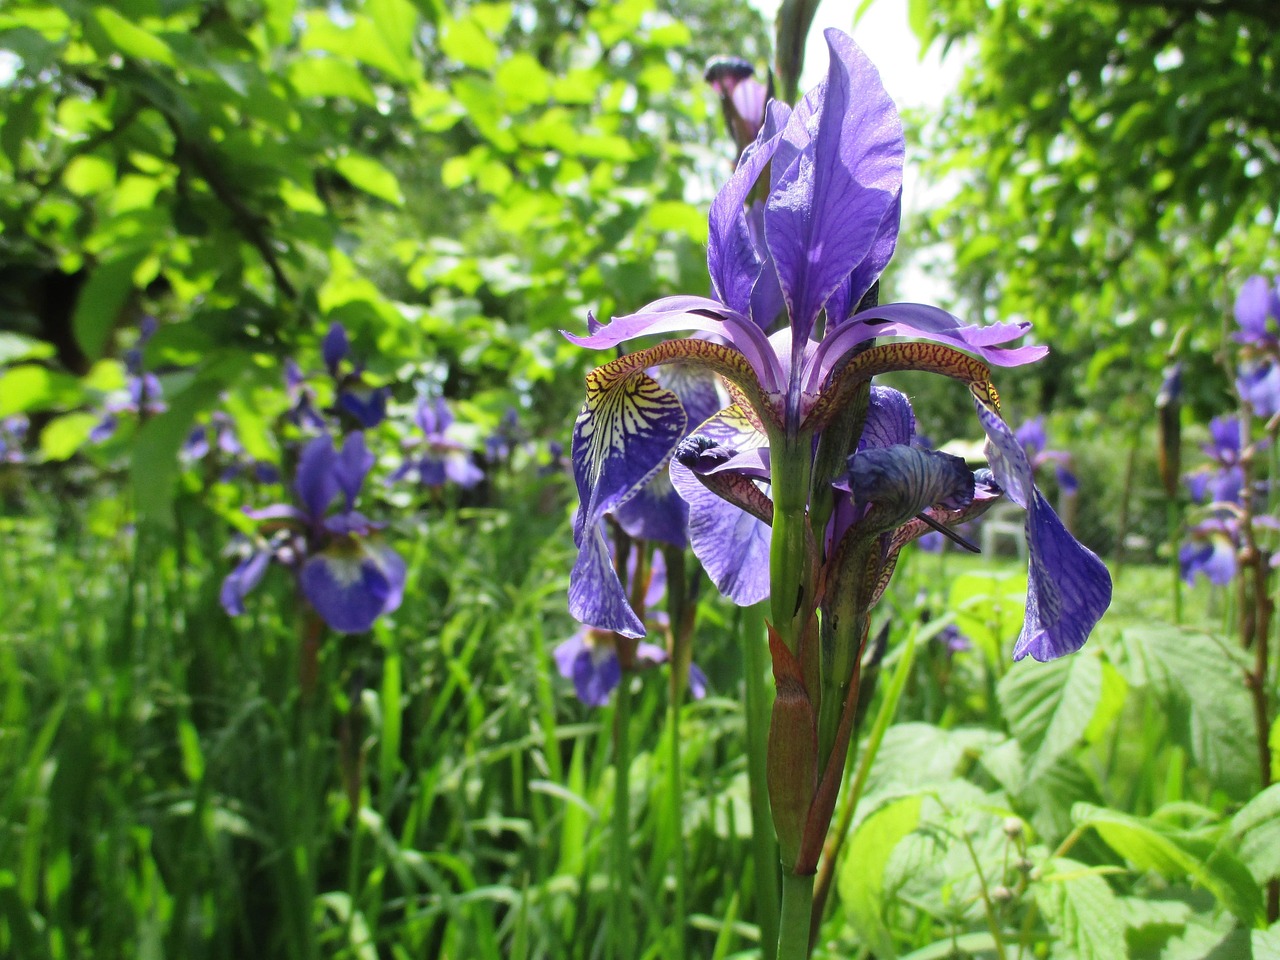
(2, 0), (1280, 957)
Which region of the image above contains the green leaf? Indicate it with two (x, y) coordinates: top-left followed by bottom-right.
(0, 333), (55, 365)
(288, 56), (377, 105)
(1034, 858), (1126, 960)
(0, 365), (81, 416)
(334, 154), (403, 205)
(440, 15), (498, 70)
(1253, 922), (1280, 959)
(837, 794), (923, 960)
(38, 412), (99, 461)
(947, 570), (1027, 664)
(997, 648), (1102, 781)
(494, 53), (551, 106)
(88, 8), (175, 65)
(62, 154), (115, 195)
(1119, 627), (1257, 798)
(1074, 803), (1263, 924)
(132, 376), (225, 526)
(1231, 783), (1280, 885)
(72, 249), (149, 361)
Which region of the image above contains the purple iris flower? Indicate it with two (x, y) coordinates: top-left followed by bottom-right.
(484, 407), (523, 464)
(0, 415), (29, 463)
(1233, 276), (1280, 417)
(1184, 415), (1248, 506)
(553, 550), (709, 706)
(284, 359), (328, 432)
(1179, 516), (1239, 586)
(221, 432), (405, 633)
(318, 322), (391, 429)
(1015, 416), (1078, 492)
(392, 396), (484, 489)
(566, 30), (1111, 660)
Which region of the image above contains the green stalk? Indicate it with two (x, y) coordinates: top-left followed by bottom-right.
(775, 871), (815, 960)
(742, 601), (779, 957)
(610, 673), (635, 960)
(666, 696), (688, 960)
(769, 432), (814, 652)
(1168, 496), (1183, 624)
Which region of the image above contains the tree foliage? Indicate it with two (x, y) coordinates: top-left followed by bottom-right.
(914, 0), (1280, 413)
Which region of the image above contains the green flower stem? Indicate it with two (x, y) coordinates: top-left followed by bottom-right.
(611, 673), (635, 960)
(665, 695), (688, 960)
(742, 601), (779, 958)
(769, 431), (814, 653)
(1168, 496), (1182, 625)
(775, 870), (815, 960)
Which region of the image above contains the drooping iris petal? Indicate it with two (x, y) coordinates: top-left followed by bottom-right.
(323, 323), (349, 376)
(972, 393), (1113, 661)
(569, 364), (688, 636)
(841, 445), (974, 532)
(299, 541), (404, 633)
(765, 29), (904, 359)
(295, 434), (340, 521)
(219, 548), (272, 616)
(670, 407), (772, 605)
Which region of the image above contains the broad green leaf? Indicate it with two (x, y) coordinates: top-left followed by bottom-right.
(334, 154), (403, 205)
(0, 365), (81, 416)
(88, 7), (175, 65)
(1074, 803), (1263, 924)
(288, 56), (377, 105)
(947, 570), (1027, 665)
(1231, 783), (1280, 885)
(62, 154), (115, 195)
(837, 794), (923, 960)
(1253, 922), (1280, 959)
(0, 333), (55, 365)
(38, 412), (99, 461)
(997, 648), (1102, 781)
(495, 53), (551, 106)
(1119, 627), (1256, 798)
(1034, 858), (1125, 960)
(72, 249), (149, 361)
(440, 15), (498, 70)
(133, 376), (225, 525)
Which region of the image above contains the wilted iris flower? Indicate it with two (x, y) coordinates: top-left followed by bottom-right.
(553, 550), (708, 706)
(1234, 275), (1280, 418)
(390, 395), (484, 490)
(567, 29), (1111, 662)
(221, 432), (405, 633)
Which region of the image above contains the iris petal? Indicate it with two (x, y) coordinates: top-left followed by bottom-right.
(301, 544), (400, 634)
(842, 445), (973, 532)
(295, 434), (340, 521)
(220, 548), (272, 616)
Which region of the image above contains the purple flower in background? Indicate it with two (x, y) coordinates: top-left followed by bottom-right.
(936, 623), (973, 655)
(1234, 275), (1280, 417)
(284, 359), (327, 432)
(1184, 415), (1249, 506)
(1179, 516), (1239, 586)
(0, 415), (29, 464)
(392, 396), (484, 490)
(318, 322), (391, 429)
(484, 407), (524, 465)
(566, 30), (1111, 660)
(1015, 416), (1078, 492)
(553, 550), (709, 706)
(705, 56), (769, 154)
(221, 432), (405, 633)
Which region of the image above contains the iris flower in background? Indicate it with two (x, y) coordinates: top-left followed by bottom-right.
(1015, 416), (1078, 494)
(90, 318), (166, 443)
(284, 359), (328, 432)
(221, 432), (405, 633)
(1179, 516), (1239, 586)
(1184, 415), (1248, 507)
(1234, 275), (1280, 418)
(0, 415), (29, 464)
(321, 322), (391, 429)
(554, 550), (708, 706)
(705, 56), (769, 155)
(391, 395), (484, 490)
(568, 29), (1111, 661)
(183, 411), (281, 484)
(484, 407), (524, 465)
